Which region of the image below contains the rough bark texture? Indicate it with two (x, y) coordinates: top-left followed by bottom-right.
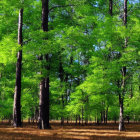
(13, 9), (23, 127)
(38, 0), (50, 129)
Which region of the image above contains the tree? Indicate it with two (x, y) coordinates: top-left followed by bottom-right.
(38, 0), (50, 129)
(13, 8), (23, 127)
(118, 0), (128, 131)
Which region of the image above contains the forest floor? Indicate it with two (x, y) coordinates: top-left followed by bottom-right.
(0, 121), (140, 140)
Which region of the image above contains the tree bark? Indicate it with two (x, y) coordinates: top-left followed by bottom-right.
(42, 0), (49, 31)
(119, 0), (127, 131)
(13, 8), (23, 127)
(38, 0), (50, 129)
(105, 107), (108, 124)
(75, 115), (78, 125)
(124, 0), (127, 26)
(109, 0), (113, 16)
(82, 107), (84, 125)
(119, 93), (125, 131)
(59, 57), (65, 125)
(79, 115), (81, 125)
(38, 77), (50, 129)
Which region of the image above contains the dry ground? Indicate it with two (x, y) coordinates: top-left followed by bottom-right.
(0, 121), (140, 140)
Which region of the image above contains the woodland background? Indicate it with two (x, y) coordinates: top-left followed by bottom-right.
(0, 0), (140, 133)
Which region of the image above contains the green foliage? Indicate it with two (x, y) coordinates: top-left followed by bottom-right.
(0, 0), (139, 122)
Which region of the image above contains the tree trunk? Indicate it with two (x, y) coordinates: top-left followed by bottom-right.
(119, 94), (125, 131)
(38, 76), (50, 129)
(103, 110), (106, 124)
(13, 8), (23, 127)
(82, 107), (84, 125)
(101, 111), (103, 123)
(109, 0), (113, 16)
(79, 115), (81, 125)
(38, 0), (50, 129)
(67, 117), (69, 124)
(59, 58), (65, 125)
(114, 117), (117, 124)
(119, 0), (128, 131)
(42, 0), (49, 31)
(119, 67), (126, 131)
(106, 108), (108, 124)
(124, 0), (127, 26)
(75, 115), (78, 125)
(61, 94), (64, 125)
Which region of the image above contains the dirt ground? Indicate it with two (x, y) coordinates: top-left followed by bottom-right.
(0, 121), (140, 140)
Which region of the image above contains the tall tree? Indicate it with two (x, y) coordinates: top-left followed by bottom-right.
(38, 0), (50, 129)
(13, 8), (23, 127)
(118, 0), (128, 131)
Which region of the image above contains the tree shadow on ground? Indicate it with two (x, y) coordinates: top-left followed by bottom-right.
(0, 122), (140, 140)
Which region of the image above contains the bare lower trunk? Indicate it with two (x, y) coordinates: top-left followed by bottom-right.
(75, 115), (78, 125)
(79, 115), (81, 125)
(119, 94), (125, 131)
(13, 9), (23, 127)
(82, 107), (84, 125)
(13, 51), (22, 127)
(101, 111), (103, 123)
(105, 107), (108, 124)
(61, 116), (64, 125)
(61, 94), (64, 125)
(67, 117), (69, 124)
(38, 78), (50, 129)
(114, 117), (117, 124)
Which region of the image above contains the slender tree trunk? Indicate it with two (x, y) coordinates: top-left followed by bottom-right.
(75, 115), (78, 125)
(114, 117), (117, 124)
(85, 117), (88, 125)
(119, 93), (125, 131)
(82, 107), (84, 125)
(119, 0), (128, 131)
(124, 0), (128, 49)
(79, 115), (81, 125)
(101, 111), (103, 123)
(61, 94), (64, 125)
(105, 107), (108, 124)
(13, 8), (23, 127)
(124, 0), (127, 26)
(38, 0), (50, 129)
(67, 117), (69, 124)
(103, 110), (106, 124)
(59, 58), (65, 125)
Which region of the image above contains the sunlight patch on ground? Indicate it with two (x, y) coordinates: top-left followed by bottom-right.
(0, 123), (140, 140)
